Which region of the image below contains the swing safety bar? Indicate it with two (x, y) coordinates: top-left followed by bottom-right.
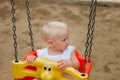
(13, 56), (88, 80)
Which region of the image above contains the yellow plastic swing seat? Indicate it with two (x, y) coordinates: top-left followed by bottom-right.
(13, 50), (92, 80)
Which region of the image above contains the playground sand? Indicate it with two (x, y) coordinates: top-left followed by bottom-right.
(0, 1), (120, 80)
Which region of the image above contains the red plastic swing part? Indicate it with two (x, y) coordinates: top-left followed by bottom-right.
(14, 50), (92, 80)
(14, 51), (37, 80)
(74, 50), (92, 76)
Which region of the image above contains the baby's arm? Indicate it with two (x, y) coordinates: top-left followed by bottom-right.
(70, 51), (80, 69)
(26, 55), (37, 63)
(57, 51), (80, 70)
(24, 51), (37, 63)
(57, 59), (71, 70)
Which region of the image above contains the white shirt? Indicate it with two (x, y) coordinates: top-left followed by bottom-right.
(37, 46), (75, 60)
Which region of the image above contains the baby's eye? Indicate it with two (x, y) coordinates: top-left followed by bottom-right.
(62, 39), (66, 41)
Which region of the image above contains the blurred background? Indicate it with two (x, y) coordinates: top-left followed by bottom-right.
(0, 0), (120, 80)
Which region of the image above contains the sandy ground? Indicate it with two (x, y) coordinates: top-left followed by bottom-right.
(0, 0), (120, 80)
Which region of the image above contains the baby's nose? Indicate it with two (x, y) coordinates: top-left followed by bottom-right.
(66, 39), (70, 44)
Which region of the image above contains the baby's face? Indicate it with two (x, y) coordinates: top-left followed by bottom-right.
(52, 29), (70, 52)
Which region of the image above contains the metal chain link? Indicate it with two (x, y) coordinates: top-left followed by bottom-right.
(25, 0), (34, 51)
(83, 0), (97, 73)
(11, 0), (34, 62)
(11, 0), (18, 62)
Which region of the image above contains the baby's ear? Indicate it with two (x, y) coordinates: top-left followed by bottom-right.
(47, 39), (54, 47)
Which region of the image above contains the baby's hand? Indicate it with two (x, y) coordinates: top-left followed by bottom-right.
(57, 59), (71, 70)
(26, 55), (36, 63)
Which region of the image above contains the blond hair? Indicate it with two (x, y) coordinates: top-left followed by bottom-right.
(41, 21), (68, 41)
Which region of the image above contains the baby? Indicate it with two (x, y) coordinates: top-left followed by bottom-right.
(26, 21), (80, 79)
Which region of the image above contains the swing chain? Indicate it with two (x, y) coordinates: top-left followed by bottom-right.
(83, 0), (97, 73)
(26, 0), (34, 51)
(85, 0), (97, 61)
(11, 0), (18, 62)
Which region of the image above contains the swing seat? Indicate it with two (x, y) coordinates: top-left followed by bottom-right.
(74, 50), (92, 76)
(13, 50), (92, 80)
